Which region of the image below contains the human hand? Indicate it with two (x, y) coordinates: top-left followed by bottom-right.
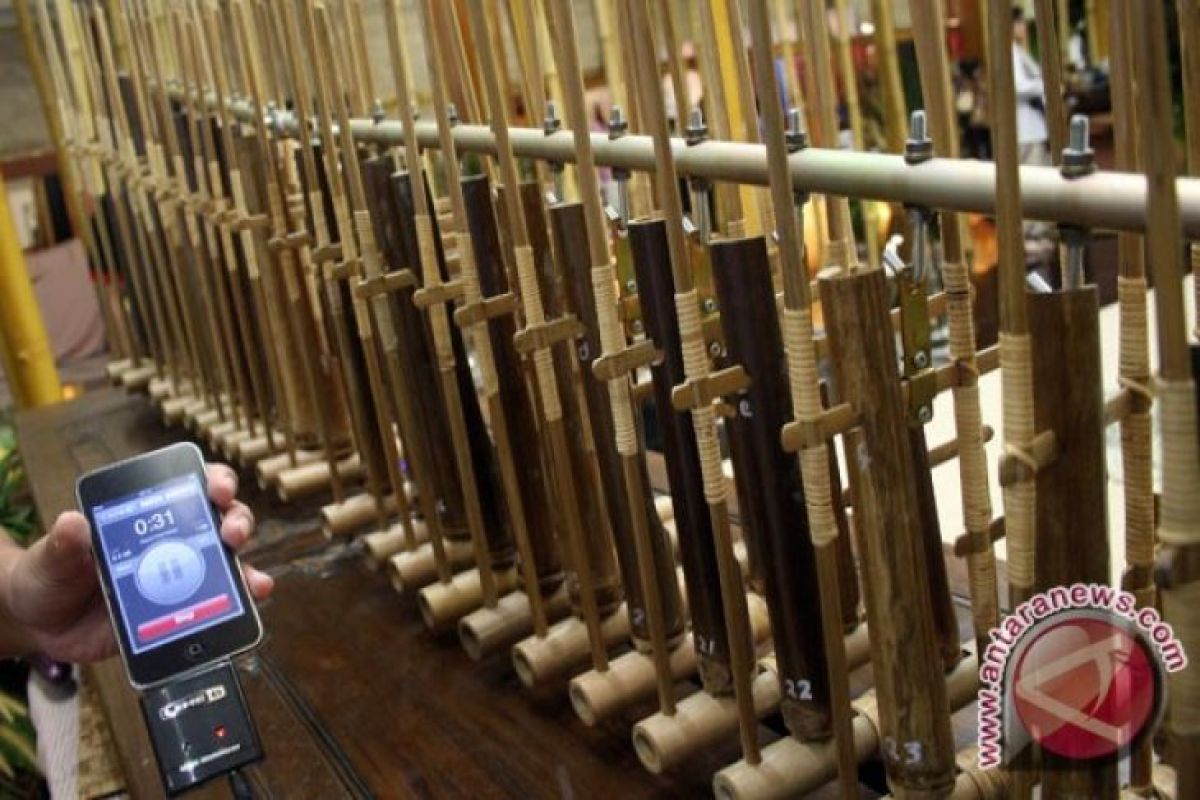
(2, 463), (273, 664)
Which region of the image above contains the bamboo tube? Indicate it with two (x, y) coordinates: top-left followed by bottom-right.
(361, 518), (428, 565)
(89, 8), (171, 386)
(713, 653), (979, 800)
(868, 0), (907, 156)
(1133, 3), (1200, 797)
(908, 0), (999, 661)
(227, 0), (332, 458)
(301, 0), (398, 531)
(276, 454), (363, 501)
(321, 492), (401, 539)
(985, 0), (1039, 607)
(456, 0), (617, 664)
(833, 0), (879, 268)
(389, 538), (477, 595)
(1180, 0), (1200, 337)
(797, 0), (853, 257)
(186, 4), (272, 432)
(195, 2), (282, 454)
(511, 605), (631, 688)
(417, 566), (520, 633)
(173, 11), (256, 432)
(627, 0), (760, 764)
(1109, 3), (1155, 792)
(1032, 0), (1068, 161)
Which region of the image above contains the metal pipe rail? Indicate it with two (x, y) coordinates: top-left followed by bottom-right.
(212, 93), (1200, 237)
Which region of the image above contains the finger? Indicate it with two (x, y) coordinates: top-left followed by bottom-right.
(242, 565), (274, 600)
(205, 463), (238, 509)
(33, 512), (95, 585)
(220, 501), (255, 550)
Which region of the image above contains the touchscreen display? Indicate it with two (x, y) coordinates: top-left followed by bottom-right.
(92, 474), (244, 654)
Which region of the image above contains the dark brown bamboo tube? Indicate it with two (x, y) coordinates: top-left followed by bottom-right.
(627, 0), (757, 761)
(1028, 288), (1116, 799)
(459, 0), (613, 668)
(550, 198), (686, 653)
(820, 268), (956, 796)
(629, 217), (733, 694)
(742, 1), (860, 792)
(1132, 3), (1200, 797)
(711, 233), (856, 741)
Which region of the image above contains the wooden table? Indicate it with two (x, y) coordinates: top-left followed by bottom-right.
(17, 388), (731, 798)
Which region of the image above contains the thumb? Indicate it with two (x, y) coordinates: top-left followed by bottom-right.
(29, 512), (94, 587)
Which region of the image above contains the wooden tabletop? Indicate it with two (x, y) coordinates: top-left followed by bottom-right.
(16, 388), (734, 798)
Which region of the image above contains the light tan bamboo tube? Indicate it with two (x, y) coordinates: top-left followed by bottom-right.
(417, 567), (520, 633)
(120, 364), (156, 390)
(632, 624), (872, 774)
(276, 454), (363, 501)
(362, 518), (428, 565)
(232, 433), (275, 465)
(106, 360), (134, 380)
(150, 378), (179, 401)
(322, 492), (400, 539)
(458, 583), (573, 661)
(160, 395), (195, 421)
(255, 449), (320, 487)
(388, 538), (476, 594)
(633, 669), (780, 776)
(511, 604), (631, 688)
(712, 652), (979, 800)
(569, 594), (773, 727)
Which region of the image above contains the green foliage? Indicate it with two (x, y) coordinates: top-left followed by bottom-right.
(0, 417), (36, 546)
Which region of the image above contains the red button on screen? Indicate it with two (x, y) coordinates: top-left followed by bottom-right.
(137, 594), (232, 642)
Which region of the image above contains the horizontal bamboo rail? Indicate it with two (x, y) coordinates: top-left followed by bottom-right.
(167, 88), (1200, 237)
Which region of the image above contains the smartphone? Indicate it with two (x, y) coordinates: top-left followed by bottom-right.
(76, 443), (263, 689)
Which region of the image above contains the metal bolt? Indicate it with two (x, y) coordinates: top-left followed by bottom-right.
(544, 100), (561, 136)
(905, 110), (933, 165)
(1060, 114), (1095, 179)
(702, 297), (718, 314)
(609, 105), (628, 139)
(372, 99), (386, 125)
(631, 319), (644, 335)
(447, 103), (459, 127)
(625, 280), (637, 294)
(917, 405), (934, 424)
(785, 107), (808, 152)
(708, 341), (723, 358)
(1069, 114), (1089, 151)
(686, 107), (708, 147)
(913, 350), (930, 370)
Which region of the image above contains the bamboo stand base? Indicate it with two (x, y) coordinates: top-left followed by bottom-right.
(712, 651), (979, 800)
(255, 449), (321, 488)
(569, 594), (773, 726)
(148, 377), (180, 400)
(275, 454), (362, 500)
(362, 518), (429, 565)
(417, 566), (520, 632)
(511, 605), (631, 688)
(458, 582), (573, 660)
(388, 538), (476, 593)
(119, 364), (155, 389)
(322, 492), (400, 538)
(106, 358), (134, 380)
(207, 420), (243, 451)
(631, 623), (873, 774)
(159, 394), (196, 423)
(232, 433), (276, 465)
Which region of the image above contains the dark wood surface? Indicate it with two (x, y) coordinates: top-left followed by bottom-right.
(16, 388), (740, 799)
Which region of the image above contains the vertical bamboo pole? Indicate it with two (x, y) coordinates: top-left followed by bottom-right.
(1133, 2), (1200, 797)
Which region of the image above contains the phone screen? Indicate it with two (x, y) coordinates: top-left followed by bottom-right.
(92, 474), (245, 655)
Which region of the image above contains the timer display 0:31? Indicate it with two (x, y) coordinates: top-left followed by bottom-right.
(133, 509), (176, 536)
